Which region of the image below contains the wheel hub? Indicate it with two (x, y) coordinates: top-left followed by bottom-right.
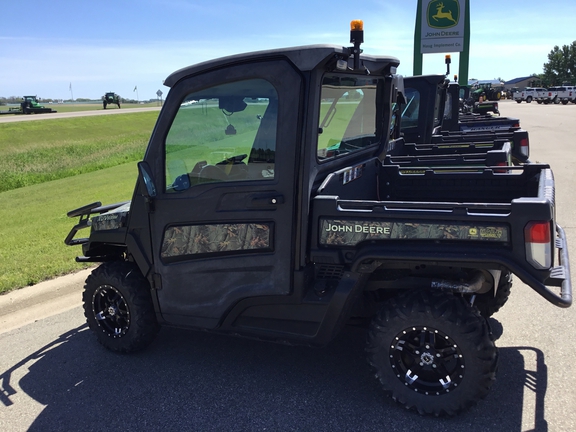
(390, 326), (465, 395)
(420, 352), (435, 366)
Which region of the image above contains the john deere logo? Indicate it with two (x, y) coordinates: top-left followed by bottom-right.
(427, 0), (460, 29)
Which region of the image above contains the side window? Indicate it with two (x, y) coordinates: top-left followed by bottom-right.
(400, 87), (420, 129)
(317, 74), (380, 160)
(165, 79), (277, 192)
(433, 89), (443, 127)
(444, 93), (453, 120)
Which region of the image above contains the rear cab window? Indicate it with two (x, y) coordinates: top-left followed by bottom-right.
(317, 74), (382, 161)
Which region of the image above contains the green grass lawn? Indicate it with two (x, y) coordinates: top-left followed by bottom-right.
(0, 163), (138, 294)
(0, 111), (158, 192)
(0, 111), (159, 294)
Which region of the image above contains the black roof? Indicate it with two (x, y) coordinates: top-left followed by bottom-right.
(164, 44), (400, 88)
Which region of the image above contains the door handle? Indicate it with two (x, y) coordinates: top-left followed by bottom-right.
(250, 193), (285, 207)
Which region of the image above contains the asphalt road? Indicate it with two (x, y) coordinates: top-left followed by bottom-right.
(0, 106), (161, 123)
(0, 100), (575, 431)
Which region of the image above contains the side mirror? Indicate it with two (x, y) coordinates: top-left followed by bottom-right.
(137, 161), (157, 199)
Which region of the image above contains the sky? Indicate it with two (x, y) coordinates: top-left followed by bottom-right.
(2, 0), (576, 100)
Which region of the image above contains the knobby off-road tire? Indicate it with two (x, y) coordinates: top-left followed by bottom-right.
(474, 272), (513, 318)
(366, 290), (498, 416)
(83, 261), (160, 353)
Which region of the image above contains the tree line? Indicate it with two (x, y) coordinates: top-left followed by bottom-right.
(540, 41), (576, 86)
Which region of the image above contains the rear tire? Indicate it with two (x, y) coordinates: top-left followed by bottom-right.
(366, 290), (497, 416)
(83, 261), (159, 353)
(474, 272), (513, 318)
(516, 100), (522, 104)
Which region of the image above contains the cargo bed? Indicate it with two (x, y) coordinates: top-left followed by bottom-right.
(311, 161), (571, 307)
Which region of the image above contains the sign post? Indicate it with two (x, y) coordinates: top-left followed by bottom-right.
(413, 0), (470, 86)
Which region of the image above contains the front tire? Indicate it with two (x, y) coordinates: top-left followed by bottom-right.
(83, 262), (159, 353)
(366, 290), (497, 416)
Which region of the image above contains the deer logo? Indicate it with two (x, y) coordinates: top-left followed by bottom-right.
(433, 2), (457, 24)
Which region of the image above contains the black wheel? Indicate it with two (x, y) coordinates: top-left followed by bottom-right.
(526, 96), (532, 103)
(83, 261), (159, 353)
(516, 100), (522, 104)
(117, 103), (121, 108)
(366, 290), (498, 416)
(562, 100), (568, 105)
(473, 272), (512, 318)
(103, 101), (107, 109)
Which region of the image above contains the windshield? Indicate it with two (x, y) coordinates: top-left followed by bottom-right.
(317, 74), (381, 160)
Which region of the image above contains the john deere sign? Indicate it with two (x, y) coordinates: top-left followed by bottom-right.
(421, 0), (465, 53)
(413, 0), (470, 85)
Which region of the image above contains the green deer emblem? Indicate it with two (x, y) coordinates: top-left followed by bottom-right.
(432, 2), (457, 25)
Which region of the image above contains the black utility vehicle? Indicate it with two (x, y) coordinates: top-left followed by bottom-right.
(392, 73), (531, 173)
(66, 22), (572, 416)
(102, 92), (121, 109)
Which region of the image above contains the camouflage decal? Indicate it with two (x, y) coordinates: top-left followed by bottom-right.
(161, 223), (271, 258)
(319, 219), (508, 246)
(91, 212), (127, 231)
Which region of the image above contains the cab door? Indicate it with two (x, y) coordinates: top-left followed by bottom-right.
(145, 60), (302, 329)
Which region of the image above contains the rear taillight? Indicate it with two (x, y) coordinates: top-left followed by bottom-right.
(525, 221), (552, 269)
(494, 161), (508, 173)
(519, 137), (529, 157)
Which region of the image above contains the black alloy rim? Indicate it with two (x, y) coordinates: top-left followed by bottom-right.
(92, 284), (130, 337)
(389, 326), (465, 395)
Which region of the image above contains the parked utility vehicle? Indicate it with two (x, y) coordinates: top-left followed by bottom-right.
(65, 22), (572, 417)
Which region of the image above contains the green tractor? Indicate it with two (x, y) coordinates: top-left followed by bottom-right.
(471, 83), (502, 102)
(20, 96), (55, 114)
(102, 92), (121, 109)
